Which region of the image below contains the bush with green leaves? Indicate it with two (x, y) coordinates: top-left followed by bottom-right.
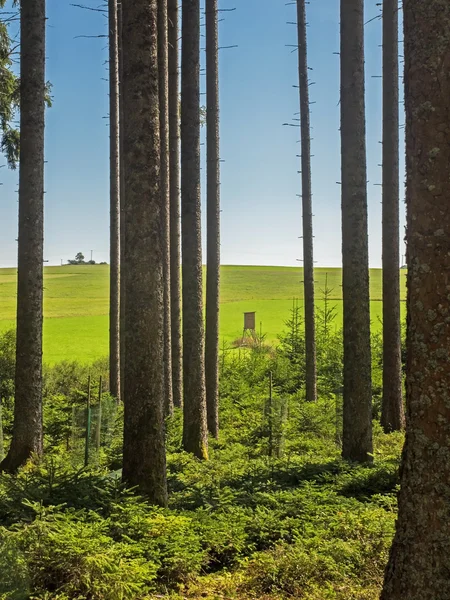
(0, 329), (16, 437)
(0, 502), (157, 600)
(240, 484), (394, 599)
(108, 498), (205, 585)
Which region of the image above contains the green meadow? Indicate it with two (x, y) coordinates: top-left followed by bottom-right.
(0, 264), (407, 363)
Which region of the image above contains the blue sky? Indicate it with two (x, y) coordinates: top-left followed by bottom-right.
(0, 0), (405, 268)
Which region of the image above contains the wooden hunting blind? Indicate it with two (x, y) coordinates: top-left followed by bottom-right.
(244, 312), (256, 332)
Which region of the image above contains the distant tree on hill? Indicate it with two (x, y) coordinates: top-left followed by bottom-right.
(1, 0), (46, 473)
(67, 252), (86, 265)
(340, 0), (373, 463)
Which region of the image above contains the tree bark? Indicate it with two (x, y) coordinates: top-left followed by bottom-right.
(340, 0), (373, 463)
(121, 0), (168, 506)
(381, 0), (404, 433)
(381, 1), (450, 597)
(181, 0), (208, 459)
(0, 0), (46, 473)
(296, 0), (317, 404)
(118, 0), (125, 403)
(158, 0), (173, 416)
(205, 0), (220, 438)
(168, 0), (182, 410)
(109, 0), (121, 401)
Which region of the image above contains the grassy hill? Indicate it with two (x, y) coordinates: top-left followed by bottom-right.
(0, 265), (407, 363)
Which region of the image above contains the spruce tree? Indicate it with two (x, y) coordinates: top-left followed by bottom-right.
(382, 1), (450, 596)
(121, 0), (168, 505)
(158, 0), (173, 415)
(181, 0), (208, 459)
(168, 0), (182, 409)
(340, 0), (373, 463)
(1, 0), (46, 473)
(381, 0), (405, 433)
(296, 0), (317, 403)
(108, 0), (121, 401)
(205, 0), (221, 437)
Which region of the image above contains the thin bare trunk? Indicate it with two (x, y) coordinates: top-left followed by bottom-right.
(158, 0), (173, 416)
(1, 0), (46, 473)
(381, 1), (450, 597)
(118, 0), (125, 403)
(168, 0), (182, 409)
(340, 0), (373, 463)
(296, 0), (316, 404)
(121, 0), (168, 505)
(381, 0), (404, 433)
(205, 0), (220, 438)
(109, 0), (121, 401)
(181, 0), (208, 459)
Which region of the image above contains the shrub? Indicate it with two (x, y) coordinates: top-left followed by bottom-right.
(195, 507), (251, 569)
(0, 310), (403, 600)
(0, 503), (157, 600)
(108, 499), (205, 586)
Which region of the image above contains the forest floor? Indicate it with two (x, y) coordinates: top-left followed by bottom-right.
(0, 299), (401, 599)
(0, 404), (402, 599)
(0, 264), (407, 363)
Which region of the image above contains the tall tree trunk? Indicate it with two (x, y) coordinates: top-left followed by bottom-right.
(381, 0), (404, 433)
(168, 0), (182, 409)
(181, 0), (208, 459)
(340, 0), (373, 463)
(121, 0), (168, 506)
(205, 0), (220, 438)
(296, 0), (317, 404)
(118, 0), (125, 403)
(158, 0), (173, 416)
(381, 2), (450, 597)
(0, 0), (46, 473)
(109, 0), (121, 401)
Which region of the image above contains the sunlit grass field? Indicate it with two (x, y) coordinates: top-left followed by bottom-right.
(0, 265), (407, 363)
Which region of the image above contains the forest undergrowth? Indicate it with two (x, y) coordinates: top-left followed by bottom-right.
(0, 304), (404, 599)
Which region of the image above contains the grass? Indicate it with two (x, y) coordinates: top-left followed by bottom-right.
(0, 264), (407, 363)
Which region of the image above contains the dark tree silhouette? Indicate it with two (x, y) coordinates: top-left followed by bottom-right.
(340, 0), (373, 463)
(121, 0), (168, 505)
(1, 0), (46, 472)
(381, 1), (450, 597)
(181, 0), (208, 459)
